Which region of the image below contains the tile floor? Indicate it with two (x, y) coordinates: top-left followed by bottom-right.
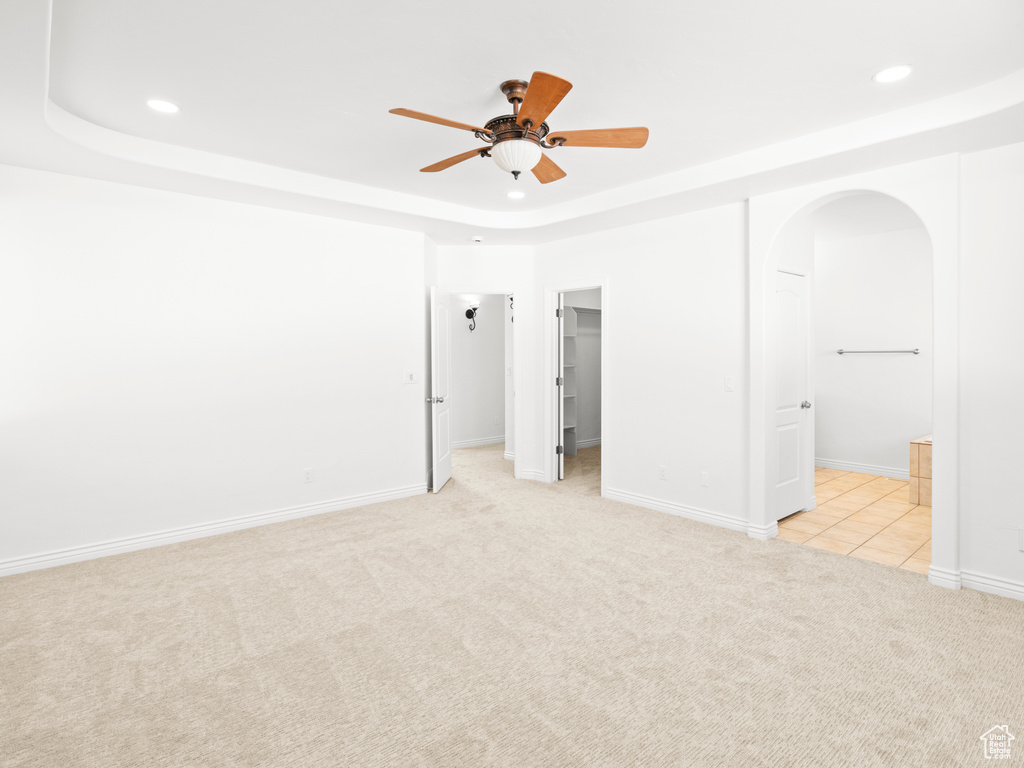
(778, 467), (931, 574)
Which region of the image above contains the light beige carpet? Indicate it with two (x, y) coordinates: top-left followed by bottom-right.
(2, 445), (1022, 767)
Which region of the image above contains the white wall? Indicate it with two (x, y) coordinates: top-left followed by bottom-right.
(6, 145), (1023, 598)
(959, 141), (1024, 590)
(440, 212), (747, 515)
(450, 293), (505, 447)
(537, 206), (749, 527)
(813, 224), (932, 476)
(0, 165), (429, 572)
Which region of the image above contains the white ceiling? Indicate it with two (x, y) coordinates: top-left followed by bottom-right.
(46, 0), (1024, 217)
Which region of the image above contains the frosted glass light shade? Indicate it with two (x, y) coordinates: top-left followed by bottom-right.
(491, 139), (542, 176)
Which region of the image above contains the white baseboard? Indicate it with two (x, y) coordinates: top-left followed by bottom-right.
(0, 484), (427, 578)
(518, 469), (547, 482)
(503, 451), (515, 461)
(815, 458), (908, 480)
(577, 438), (602, 448)
(928, 564), (962, 590)
(452, 436), (504, 449)
(747, 521), (780, 540)
(961, 569), (1024, 602)
(604, 488), (748, 534)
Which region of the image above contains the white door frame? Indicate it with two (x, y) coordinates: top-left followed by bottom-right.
(747, 156), (962, 591)
(432, 285), (521, 480)
(546, 280), (608, 492)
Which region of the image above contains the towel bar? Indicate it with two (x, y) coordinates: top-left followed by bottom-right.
(836, 349), (919, 355)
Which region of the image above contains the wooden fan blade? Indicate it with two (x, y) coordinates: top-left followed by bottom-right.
(390, 108), (489, 134)
(517, 72), (573, 128)
(532, 154), (566, 184)
(548, 127), (649, 148)
(420, 148), (487, 173)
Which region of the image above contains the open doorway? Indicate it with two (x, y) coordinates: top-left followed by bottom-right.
(556, 287), (602, 490)
(428, 289), (514, 492)
(449, 293), (510, 452)
(767, 193), (935, 573)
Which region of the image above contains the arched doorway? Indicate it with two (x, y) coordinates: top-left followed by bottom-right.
(772, 193), (934, 568)
(746, 160), (962, 590)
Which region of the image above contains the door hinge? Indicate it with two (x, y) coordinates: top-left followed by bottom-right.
(556, 308), (563, 318)
(556, 376), (564, 386)
(556, 445), (564, 455)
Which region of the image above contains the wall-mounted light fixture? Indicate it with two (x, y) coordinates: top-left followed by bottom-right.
(466, 304), (479, 331)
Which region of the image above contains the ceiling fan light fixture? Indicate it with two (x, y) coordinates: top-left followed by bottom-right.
(391, 72), (648, 184)
(490, 139), (542, 180)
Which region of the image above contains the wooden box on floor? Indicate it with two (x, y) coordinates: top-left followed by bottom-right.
(909, 435), (932, 505)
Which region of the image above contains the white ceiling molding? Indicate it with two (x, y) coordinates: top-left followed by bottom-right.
(3, 0), (1023, 244)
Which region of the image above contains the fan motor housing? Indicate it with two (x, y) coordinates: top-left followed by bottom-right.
(485, 115), (549, 147)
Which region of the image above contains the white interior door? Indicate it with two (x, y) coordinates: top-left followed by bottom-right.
(775, 271), (813, 518)
(430, 287), (453, 493)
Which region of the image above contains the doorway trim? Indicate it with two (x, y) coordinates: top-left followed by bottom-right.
(746, 155), (962, 591)
(546, 280), (608, 493)
(432, 284), (520, 481)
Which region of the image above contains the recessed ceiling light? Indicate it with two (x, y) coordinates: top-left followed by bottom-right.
(506, 191), (525, 199)
(147, 99), (180, 113)
(872, 65), (913, 84)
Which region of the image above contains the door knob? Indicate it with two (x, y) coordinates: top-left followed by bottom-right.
(801, 400), (812, 409)
(436, 396), (444, 403)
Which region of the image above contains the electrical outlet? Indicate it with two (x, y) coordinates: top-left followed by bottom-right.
(1019, 527), (1024, 552)
(700, 471), (710, 487)
(659, 465), (667, 481)
(303, 468), (313, 483)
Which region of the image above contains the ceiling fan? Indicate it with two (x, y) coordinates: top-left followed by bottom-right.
(389, 72), (649, 184)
